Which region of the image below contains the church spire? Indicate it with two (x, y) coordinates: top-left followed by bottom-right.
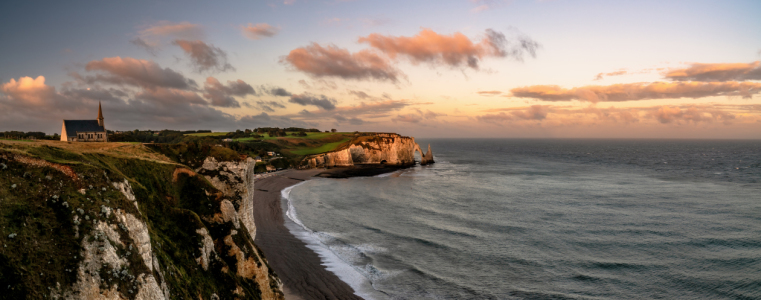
(97, 101), (104, 127)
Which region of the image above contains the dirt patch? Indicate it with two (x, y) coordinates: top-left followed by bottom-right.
(2, 153), (79, 181)
(172, 167), (197, 182)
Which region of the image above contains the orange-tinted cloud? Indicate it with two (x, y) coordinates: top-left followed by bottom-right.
(172, 40), (234, 73)
(594, 70), (628, 80)
(510, 81), (761, 102)
(475, 104), (750, 126)
(84, 57), (196, 89)
(282, 43), (401, 82)
(650, 105), (736, 124)
(665, 61), (761, 81)
(392, 113), (421, 123)
(0, 76), (56, 106)
(477, 105), (550, 123)
(138, 21), (204, 40)
(477, 90), (502, 96)
(240, 23), (280, 40)
(290, 100), (411, 121)
(358, 28), (538, 69)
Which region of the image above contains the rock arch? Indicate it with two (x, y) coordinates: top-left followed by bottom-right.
(414, 143), (435, 165)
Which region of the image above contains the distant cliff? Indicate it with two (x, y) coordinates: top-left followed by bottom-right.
(302, 133), (434, 168)
(0, 142), (282, 300)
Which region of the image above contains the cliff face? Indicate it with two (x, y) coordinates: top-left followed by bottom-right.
(195, 157), (257, 240)
(304, 133), (434, 168)
(0, 144), (283, 300)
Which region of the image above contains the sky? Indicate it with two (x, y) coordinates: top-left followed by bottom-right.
(1, 0), (760, 138)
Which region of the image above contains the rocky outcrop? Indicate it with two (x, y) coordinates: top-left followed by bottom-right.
(59, 181), (167, 300)
(0, 147), (283, 300)
(304, 133), (434, 168)
(194, 156), (285, 299)
(196, 157), (257, 239)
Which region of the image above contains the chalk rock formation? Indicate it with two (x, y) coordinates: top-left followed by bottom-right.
(196, 156), (257, 239)
(0, 147), (286, 299)
(304, 133), (434, 168)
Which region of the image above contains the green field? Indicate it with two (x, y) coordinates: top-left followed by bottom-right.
(255, 131), (350, 140)
(184, 132), (229, 137)
(0, 138), (35, 142)
(186, 131), (355, 157)
(289, 138), (351, 155)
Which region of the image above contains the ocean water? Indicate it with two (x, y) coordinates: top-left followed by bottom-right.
(283, 139), (761, 299)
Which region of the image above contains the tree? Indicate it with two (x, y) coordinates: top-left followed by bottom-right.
(331, 129), (337, 133)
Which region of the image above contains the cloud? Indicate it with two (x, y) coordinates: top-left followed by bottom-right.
(138, 21), (204, 40)
(129, 37), (159, 56)
(282, 43), (402, 82)
(288, 99), (411, 121)
(172, 40), (235, 73)
(422, 109), (446, 119)
(594, 70), (628, 80)
(241, 23), (280, 40)
(348, 90), (389, 101)
(578, 106), (640, 123)
(202, 77), (255, 108)
(509, 81), (761, 102)
(262, 86), (292, 97)
(357, 28), (539, 69)
(238, 112), (312, 128)
(475, 104), (746, 126)
(665, 61), (761, 82)
(0, 75), (244, 132)
(392, 113), (421, 123)
(132, 21), (204, 55)
(478, 90), (502, 96)
(469, 0), (511, 12)
(349, 90), (372, 99)
(1, 76), (57, 107)
(333, 115), (365, 125)
(84, 57), (196, 89)
(477, 105), (550, 123)
(288, 93), (337, 110)
(254, 100), (287, 112)
(137, 87), (208, 106)
(651, 105), (735, 124)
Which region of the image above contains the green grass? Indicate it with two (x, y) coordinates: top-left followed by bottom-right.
(258, 131), (350, 140)
(0, 144), (280, 299)
(0, 138), (35, 142)
(183, 132), (229, 137)
(289, 138), (351, 155)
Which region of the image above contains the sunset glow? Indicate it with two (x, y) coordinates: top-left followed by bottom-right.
(1, 0), (759, 138)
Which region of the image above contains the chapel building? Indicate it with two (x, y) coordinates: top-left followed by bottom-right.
(60, 102), (108, 142)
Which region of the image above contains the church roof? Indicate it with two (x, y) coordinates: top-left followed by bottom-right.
(62, 120), (105, 137)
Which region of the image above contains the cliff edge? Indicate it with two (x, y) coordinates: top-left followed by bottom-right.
(302, 133), (434, 168)
(0, 141), (282, 300)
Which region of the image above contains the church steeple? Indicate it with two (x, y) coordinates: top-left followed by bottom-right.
(97, 101), (104, 127)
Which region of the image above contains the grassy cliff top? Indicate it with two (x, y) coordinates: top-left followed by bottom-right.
(0, 140), (176, 166)
(0, 138), (280, 299)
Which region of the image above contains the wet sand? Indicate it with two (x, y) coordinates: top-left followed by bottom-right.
(253, 169), (363, 300)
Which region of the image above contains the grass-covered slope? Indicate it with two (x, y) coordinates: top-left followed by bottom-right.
(0, 141), (282, 300)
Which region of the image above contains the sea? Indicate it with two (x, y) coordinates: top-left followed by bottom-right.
(282, 139), (761, 300)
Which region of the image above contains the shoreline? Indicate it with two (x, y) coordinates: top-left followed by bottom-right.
(252, 165), (409, 300)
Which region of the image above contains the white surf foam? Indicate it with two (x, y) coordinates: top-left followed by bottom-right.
(281, 182), (390, 300)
